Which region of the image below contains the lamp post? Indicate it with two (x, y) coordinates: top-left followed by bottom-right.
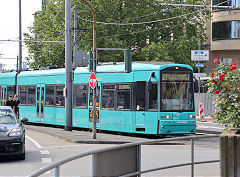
(80, 0), (97, 139)
(65, 0), (97, 138)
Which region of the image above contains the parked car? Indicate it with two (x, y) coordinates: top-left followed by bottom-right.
(0, 106), (28, 160)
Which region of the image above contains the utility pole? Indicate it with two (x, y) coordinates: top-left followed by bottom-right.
(198, 41), (201, 93)
(65, 0), (73, 131)
(74, 6), (78, 57)
(19, 0), (22, 72)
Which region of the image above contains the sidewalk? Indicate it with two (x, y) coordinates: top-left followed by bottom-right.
(195, 116), (224, 134)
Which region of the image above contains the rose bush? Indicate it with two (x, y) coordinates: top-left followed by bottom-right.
(208, 58), (240, 128)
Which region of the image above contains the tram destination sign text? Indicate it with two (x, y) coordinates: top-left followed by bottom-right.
(162, 74), (189, 81)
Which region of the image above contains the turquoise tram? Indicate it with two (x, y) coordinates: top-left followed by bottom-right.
(0, 63), (196, 135)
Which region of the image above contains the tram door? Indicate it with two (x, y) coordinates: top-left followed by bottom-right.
(135, 82), (146, 130)
(36, 84), (45, 121)
(1, 85), (7, 106)
(89, 83), (101, 126)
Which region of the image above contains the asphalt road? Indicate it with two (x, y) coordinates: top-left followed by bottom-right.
(0, 128), (220, 177)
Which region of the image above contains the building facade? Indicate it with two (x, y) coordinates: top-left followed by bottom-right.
(205, 1), (240, 73)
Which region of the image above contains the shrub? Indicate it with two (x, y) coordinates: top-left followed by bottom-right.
(208, 58), (240, 128)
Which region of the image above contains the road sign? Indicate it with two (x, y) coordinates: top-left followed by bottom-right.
(191, 50), (209, 61)
(89, 72), (97, 89)
(195, 63), (205, 68)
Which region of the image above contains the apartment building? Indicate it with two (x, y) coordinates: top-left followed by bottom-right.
(205, 0), (240, 73)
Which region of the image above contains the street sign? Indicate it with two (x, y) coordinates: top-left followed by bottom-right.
(191, 50), (209, 61)
(89, 72), (97, 89)
(195, 63), (205, 68)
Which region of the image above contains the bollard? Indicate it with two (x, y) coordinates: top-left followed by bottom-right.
(199, 103), (206, 122)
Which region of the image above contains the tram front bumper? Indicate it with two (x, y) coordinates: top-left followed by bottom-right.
(159, 120), (196, 134)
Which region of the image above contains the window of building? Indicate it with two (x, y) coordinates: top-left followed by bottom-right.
(73, 84), (88, 108)
(45, 85), (55, 107)
(212, 0), (240, 9)
(212, 21), (240, 40)
(212, 0), (232, 9)
(220, 58), (233, 65)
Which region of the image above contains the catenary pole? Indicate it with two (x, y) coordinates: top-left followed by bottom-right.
(19, 0), (22, 72)
(74, 6), (78, 59)
(65, 0), (73, 131)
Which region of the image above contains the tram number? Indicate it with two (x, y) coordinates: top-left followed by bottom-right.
(89, 110), (99, 118)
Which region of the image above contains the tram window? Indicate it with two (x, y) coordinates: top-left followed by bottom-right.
(136, 82), (145, 111)
(45, 85), (55, 107)
(7, 86), (15, 98)
(56, 85), (64, 107)
(27, 86), (36, 105)
(19, 86), (27, 105)
(73, 84), (88, 108)
(117, 84), (131, 110)
(149, 83), (158, 110)
(102, 84), (115, 109)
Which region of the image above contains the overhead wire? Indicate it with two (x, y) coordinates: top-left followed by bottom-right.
(77, 1), (231, 26)
(79, 0), (231, 41)
(0, 0), (232, 44)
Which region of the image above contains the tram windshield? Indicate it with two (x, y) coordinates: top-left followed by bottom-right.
(161, 73), (194, 112)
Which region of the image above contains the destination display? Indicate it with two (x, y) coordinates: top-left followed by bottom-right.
(162, 73), (190, 81)
(118, 84), (131, 90)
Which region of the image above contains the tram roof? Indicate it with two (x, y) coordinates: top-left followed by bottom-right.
(75, 63), (192, 73)
(17, 63), (192, 77)
(0, 71), (16, 78)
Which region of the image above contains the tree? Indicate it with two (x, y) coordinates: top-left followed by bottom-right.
(24, 0), (210, 68)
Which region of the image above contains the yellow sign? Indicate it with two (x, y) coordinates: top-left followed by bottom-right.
(89, 110), (99, 118)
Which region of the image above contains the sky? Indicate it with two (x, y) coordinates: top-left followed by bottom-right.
(0, 0), (42, 70)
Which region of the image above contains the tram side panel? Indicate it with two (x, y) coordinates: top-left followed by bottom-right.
(133, 70), (160, 134)
(18, 70), (66, 125)
(0, 72), (17, 106)
(72, 73), (91, 129)
(97, 72), (134, 133)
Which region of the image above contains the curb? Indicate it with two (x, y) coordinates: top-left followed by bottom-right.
(196, 129), (222, 135)
(25, 124), (221, 145)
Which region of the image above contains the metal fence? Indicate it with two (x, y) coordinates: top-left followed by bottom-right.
(28, 135), (219, 177)
(195, 93), (216, 117)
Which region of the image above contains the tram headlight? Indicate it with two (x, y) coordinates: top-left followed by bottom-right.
(190, 115), (195, 118)
(166, 115), (170, 119)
